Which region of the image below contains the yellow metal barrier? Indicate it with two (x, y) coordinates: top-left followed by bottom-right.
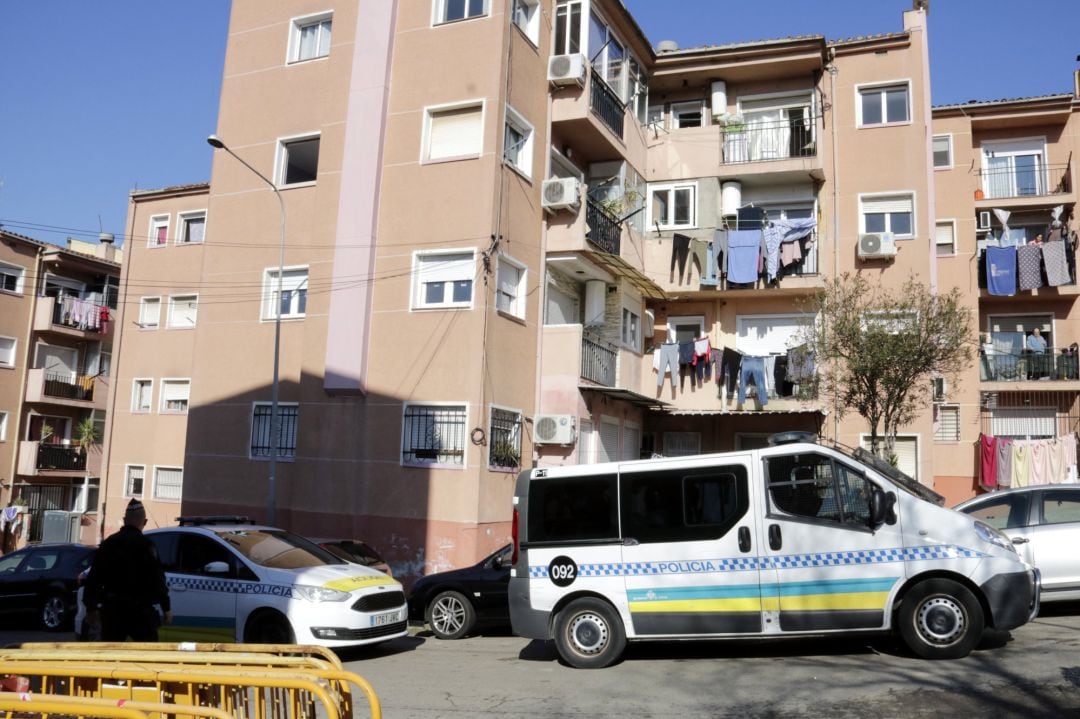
(7, 642), (343, 669)
(0, 692), (234, 719)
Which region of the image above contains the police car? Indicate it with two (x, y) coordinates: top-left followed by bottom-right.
(144, 517), (407, 647)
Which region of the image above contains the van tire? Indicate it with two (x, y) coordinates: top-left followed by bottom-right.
(426, 590), (476, 640)
(898, 579), (984, 659)
(554, 598), (626, 669)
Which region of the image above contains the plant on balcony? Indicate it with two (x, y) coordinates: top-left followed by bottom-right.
(39, 422), (54, 444)
(76, 417), (101, 456)
(489, 440), (521, 469)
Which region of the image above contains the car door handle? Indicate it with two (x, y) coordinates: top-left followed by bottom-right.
(168, 583), (187, 592)
(738, 526), (751, 553)
(768, 524), (782, 551)
(1011, 537), (1030, 545)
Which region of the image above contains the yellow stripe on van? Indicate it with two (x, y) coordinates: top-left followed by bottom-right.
(322, 574), (397, 592)
(778, 591), (891, 611)
(629, 597), (766, 613)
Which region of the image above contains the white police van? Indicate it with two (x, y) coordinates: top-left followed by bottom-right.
(509, 433), (1039, 668)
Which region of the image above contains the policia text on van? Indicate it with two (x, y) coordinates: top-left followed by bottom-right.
(509, 433), (1039, 668)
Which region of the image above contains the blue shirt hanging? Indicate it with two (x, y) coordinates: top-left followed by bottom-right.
(985, 245), (1017, 296)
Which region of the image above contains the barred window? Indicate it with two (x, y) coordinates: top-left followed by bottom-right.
(488, 408), (522, 470)
(935, 404), (961, 442)
(125, 465), (145, 498)
(250, 403), (299, 459)
(403, 404), (466, 466)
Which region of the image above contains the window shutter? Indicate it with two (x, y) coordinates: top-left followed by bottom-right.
(428, 106), (483, 160)
(154, 468), (183, 501)
(139, 299), (159, 325)
(162, 381), (189, 405)
(935, 223), (955, 248)
(664, 431), (701, 457)
(598, 419), (620, 463)
(735, 316), (803, 355)
(419, 253), (473, 285)
(622, 425), (640, 461)
(989, 408), (1056, 438)
(862, 195), (913, 214)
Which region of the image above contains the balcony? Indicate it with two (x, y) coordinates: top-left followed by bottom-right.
(980, 347), (1080, 390)
(552, 69), (641, 166)
(585, 199), (621, 255)
(581, 335), (617, 386)
(33, 295), (113, 339)
(977, 246), (1079, 296)
(25, 368), (107, 410)
(540, 325), (658, 413)
(722, 115), (817, 164)
(975, 162), (1074, 210)
(17, 441), (88, 476)
(590, 76), (624, 139)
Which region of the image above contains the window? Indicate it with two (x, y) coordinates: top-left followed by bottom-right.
(859, 435), (919, 481)
(860, 194), (914, 238)
(934, 404), (960, 442)
(0, 336), (15, 368)
(622, 423), (640, 461)
(160, 379), (190, 414)
(666, 315), (705, 344)
(262, 267), (308, 319)
(289, 12), (332, 63)
(966, 494), (1031, 531)
(148, 215), (169, 248)
(496, 256), (526, 318)
(621, 307), (640, 350)
(663, 431), (701, 457)
(71, 477), (100, 513)
(527, 474), (618, 543)
(503, 106), (534, 178)
(858, 83), (910, 126)
(933, 135), (952, 169)
(622, 466), (749, 544)
(153, 467), (183, 501)
(1041, 490), (1080, 526)
(545, 282), (579, 325)
(648, 182), (697, 230)
(511, 0), (539, 43)
(423, 103), (484, 162)
(277, 135), (320, 186)
(177, 211), (206, 244)
(402, 404), (467, 466)
(766, 453), (874, 527)
(0, 262), (25, 294)
(139, 297), (161, 328)
(0, 410), (7, 441)
(167, 294), (198, 328)
(413, 251), (475, 309)
(553, 0), (582, 56)
(125, 465), (145, 497)
(670, 101), (704, 129)
(435, 0), (487, 24)
(982, 138), (1047, 199)
(488, 407), (522, 470)
(132, 379), (153, 412)
(250, 403), (299, 459)
(936, 221), (956, 256)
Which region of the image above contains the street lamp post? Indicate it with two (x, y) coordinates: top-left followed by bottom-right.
(207, 134), (285, 526)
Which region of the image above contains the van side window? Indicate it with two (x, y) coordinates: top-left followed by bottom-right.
(528, 474), (618, 543)
(621, 465), (748, 544)
(766, 453), (874, 528)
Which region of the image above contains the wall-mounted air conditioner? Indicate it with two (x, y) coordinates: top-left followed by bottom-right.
(542, 177), (582, 212)
(978, 211), (991, 230)
(548, 54), (587, 87)
(858, 233), (898, 259)
(534, 414), (576, 444)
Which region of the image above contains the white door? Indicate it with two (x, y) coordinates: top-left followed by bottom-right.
(1029, 488), (1080, 599)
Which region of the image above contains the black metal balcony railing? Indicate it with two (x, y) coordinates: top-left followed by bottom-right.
(981, 348), (1080, 382)
(722, 115), (817, 164)
(36, 443), (87, 472)
(581, 336), (617, 387)
(589, 74), (625, 139)
(43, 372), (95, 402)
(976, 247), (1076, 289)
(585, 199), (621, 255)
(980, 162), (1072, 200)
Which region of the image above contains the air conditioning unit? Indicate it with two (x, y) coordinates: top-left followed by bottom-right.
(534, 414), (576, 444)
(858, 233), (898, 259)
(978, 211), (991, 230)
(548, 53), (587, 87)
(542, 177), (582, 212)
(932, 377), (947, 403)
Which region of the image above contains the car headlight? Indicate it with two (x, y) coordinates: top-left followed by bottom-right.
(293, 585), (351, 603)
(974, 520), (1017, 555)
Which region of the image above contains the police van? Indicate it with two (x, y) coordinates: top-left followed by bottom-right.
(508, 433), (1039, 668)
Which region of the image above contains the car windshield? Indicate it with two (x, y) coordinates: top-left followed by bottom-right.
(216, 529), (345, 569)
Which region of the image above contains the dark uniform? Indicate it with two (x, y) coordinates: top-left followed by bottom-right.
(84, 521), (170, 641)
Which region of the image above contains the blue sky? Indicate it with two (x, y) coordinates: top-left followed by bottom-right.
(1, 1), (1077, 249)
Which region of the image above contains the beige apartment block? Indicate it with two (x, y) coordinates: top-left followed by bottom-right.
(0, 229), (119, 550)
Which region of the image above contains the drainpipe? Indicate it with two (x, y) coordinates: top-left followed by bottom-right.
(533, 89), (554, 468)
(828, 49), (840, 444)
(5, 242), (44, 509)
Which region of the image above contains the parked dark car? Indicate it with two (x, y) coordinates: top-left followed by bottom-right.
(311, 538), (393, 576)
(0, 543), (95, 630)
(408, 544), (511, 640)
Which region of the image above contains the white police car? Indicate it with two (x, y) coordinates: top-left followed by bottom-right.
(144, 517), (407, 647)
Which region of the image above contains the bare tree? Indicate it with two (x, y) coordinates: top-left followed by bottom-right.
(798, 273), (976, 460)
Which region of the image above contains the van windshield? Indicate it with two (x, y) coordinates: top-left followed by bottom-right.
(849, 446), (945, 505)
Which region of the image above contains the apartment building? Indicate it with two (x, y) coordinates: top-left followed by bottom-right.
(0, 230), (120, 549)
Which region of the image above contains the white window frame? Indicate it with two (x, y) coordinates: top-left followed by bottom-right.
(152, 465), (183, 502)
(932, 134), (953, 170)
(856, 80), (912, 128)
(432, 0), (490, 25)
(0, 410), (7, 441)
(412, 249), (476, 310)
(502, 105), (534, 179)
(496, 254), (527, 319)
(0, 262), (26, 295)
(275, 132), (320, 188)
(176, 210), (207, 245)
(621, 305), (641, 352)
(131, 378), (153, 413)
(148, 215), (169, 248)
(159, 378), (191, 414)
(0, 336), (16, 369)
(734, 313), (808, 355)
(123, 464), (145, 498)
(421, 100), (486, 164)
(670, 101), (705, 129)
(934, 404), (961, 443)
(859, 191), (916, 240)
(981, 136), (1049, 199)
(167, 294), (198, 329)
(138, 297), (161, 329)
(287, 11), (332, 64)
(936, 219), (957, 257)
(262, 266), (309, 321)
(859, 433), (920, 480)
(487, 404), (523, 472)
(666, 314), (705, 343)
(249, 401), (299, 461)
(71, 477), (100, 513)
(511, 0), (540, 44)
(647, 181), (698, 230)
(401, 401), (469, 469)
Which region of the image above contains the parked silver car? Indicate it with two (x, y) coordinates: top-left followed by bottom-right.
(954, 485), (1080, 603)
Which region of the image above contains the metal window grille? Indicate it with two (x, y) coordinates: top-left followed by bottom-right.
(153, 467), (183, 501)
(403, 405), (466, 465)
(934, 405), (961, 442)
(489, 408), (522, 469)
(251, 404), (299, 458)
(126, 466), (145, 496)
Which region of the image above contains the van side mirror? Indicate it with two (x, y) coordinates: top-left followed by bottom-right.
(869, 488), (897, 530)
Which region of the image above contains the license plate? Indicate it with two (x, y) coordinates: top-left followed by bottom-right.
(372, 610), (399, 627)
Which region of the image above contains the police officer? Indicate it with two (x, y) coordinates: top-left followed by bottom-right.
(84, 498), (172, 641)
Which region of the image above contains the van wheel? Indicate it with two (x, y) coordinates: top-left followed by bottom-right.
(426, 591), (475, 640)
(899, 579), (984, 659)
(245, 612), (295, 644)
(554, 598), (626, 669)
